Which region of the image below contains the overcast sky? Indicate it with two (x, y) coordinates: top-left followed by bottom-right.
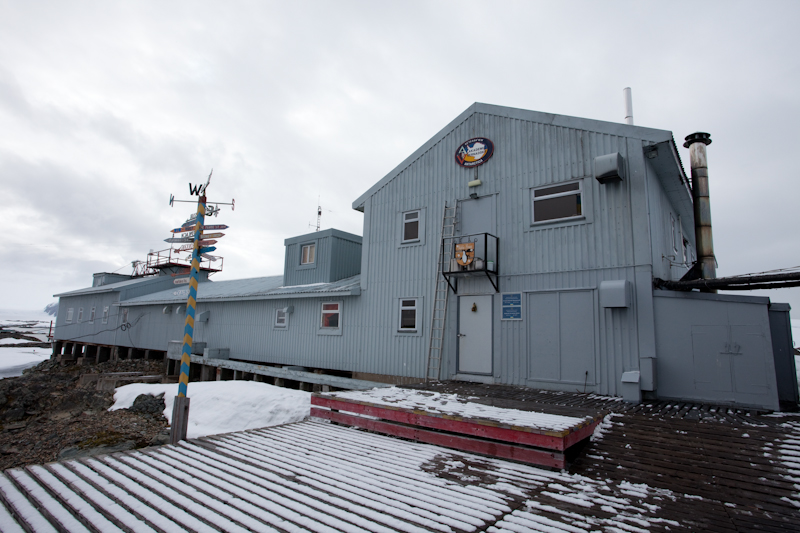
(2, 1), (799, 337)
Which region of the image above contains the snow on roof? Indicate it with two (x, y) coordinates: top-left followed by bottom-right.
(120, 274), (361, 306)
(327, 387), (593, 432)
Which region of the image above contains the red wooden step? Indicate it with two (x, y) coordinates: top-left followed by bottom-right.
(311, 393), (602, 469)
(310, 406), (567, 469)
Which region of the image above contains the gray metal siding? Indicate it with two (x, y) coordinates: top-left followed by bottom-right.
(284, 237), (330, 286)
(354, 112), (655, 394)
(54, 293), (122, 347)
(329, 236), (362, 282)
(653, 291), (780, 410)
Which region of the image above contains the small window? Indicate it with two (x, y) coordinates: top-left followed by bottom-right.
(275, 308), (288, 329)
(532, 181), (582, 223)
(403, 211), (420, 242)
(301, 243), (316, 265)
(102, 306), (109, 324)
(66, 308), (74, 323)
(321, 302), (340, 329)
(89, 307), (96, 324)
(399, 299), (418, 331)
(682, 238), (689, 264)
(77, 308), (84, 323)
(121, 308), (129, 325)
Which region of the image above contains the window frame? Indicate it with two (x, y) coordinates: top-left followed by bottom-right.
(402, 210), (421, 243)
(89, 306), (96, 324)
(102, 306), (109, 325)
(274, 308), (288, 329)
(398, 208), (426, 248)
(77, 307), (84, 323)
(300, 243), (316, 265)
(318, 301), (343, 336)
(66, 308), (74, 323)
(530, 179), (585, 226)
(398, 298), (418, 332)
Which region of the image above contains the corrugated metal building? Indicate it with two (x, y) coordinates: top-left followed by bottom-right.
(53, 103), (795, 410)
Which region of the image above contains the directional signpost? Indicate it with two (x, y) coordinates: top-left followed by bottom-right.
(171, 224), (228, 233)
(167, 171), (234, 444)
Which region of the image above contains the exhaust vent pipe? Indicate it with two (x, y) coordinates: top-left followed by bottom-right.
(684, 132), (716, 290)
(623, 87), (634, 125)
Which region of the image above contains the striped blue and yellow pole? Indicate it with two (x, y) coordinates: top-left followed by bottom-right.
(178, 195), (206, 397)
(170, 195), (205, 444)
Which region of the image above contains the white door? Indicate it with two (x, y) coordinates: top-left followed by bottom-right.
(458, 295), (493, 374)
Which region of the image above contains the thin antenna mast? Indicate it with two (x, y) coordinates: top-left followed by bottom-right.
(309, 196), (323, 232)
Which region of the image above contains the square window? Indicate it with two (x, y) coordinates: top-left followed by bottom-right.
(102, 307), (109, 325)
(531, 181), (582, 223)
(402, 210), (420, 242)
(89, 307), (96, 324)
(321, 302), (340, 329)
(275, 308), (288, 328)
(301, 243), (316, 265)
(399, 299), (418, 331)
(66, 308), (74, 323)
(77, 308), (83, 323)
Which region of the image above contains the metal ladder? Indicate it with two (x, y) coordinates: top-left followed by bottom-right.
(425, 202), (457, 382)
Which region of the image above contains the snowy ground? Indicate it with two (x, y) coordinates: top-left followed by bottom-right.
(0, 309), (54, 378)
(110, 381), (311, 439)
(0, 347), (51, 379)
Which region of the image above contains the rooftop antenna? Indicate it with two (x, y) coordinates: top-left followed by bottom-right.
(309, 196), (323, 232)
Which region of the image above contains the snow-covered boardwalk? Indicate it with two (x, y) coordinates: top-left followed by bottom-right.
(1, 414), (799, 532)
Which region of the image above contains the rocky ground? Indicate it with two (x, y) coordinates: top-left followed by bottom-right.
(0, 357), (170, 471)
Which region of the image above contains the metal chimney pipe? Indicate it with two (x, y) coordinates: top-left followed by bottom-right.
(684, 132), (716, 290)
(623, 87), (634, 125)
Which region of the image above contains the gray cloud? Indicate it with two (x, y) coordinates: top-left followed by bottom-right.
(1, 0), (799, 317)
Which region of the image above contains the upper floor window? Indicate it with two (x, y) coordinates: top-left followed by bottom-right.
(531, 181), (582, 223)
(301, 243), (316, 265)
(102, 306), (109, 325)
(399, 299), (418, 332)
(89, 307), (96, 324)
(66, 308), (74, 323)
(402, 210), (420, 242)
(77, 308), (84, 323)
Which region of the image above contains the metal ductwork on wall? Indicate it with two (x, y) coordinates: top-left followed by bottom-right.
(684, 132), (716, 291)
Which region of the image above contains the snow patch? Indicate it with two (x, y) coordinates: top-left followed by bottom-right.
(591, 413), (623, 442)
(110, 381), (310, 438)
(328, 387), (592, 431)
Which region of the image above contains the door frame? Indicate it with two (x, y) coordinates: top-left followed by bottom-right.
(456, 294), (494, 376)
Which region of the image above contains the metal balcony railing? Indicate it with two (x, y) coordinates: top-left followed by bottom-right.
(441, 233), (498, 293)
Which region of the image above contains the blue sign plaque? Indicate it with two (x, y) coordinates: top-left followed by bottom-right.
(501, 292), (523, 321)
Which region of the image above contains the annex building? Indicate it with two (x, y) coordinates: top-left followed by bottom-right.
(52, 103), (797, 411)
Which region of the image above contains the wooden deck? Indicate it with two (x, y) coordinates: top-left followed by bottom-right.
(406, 381), (800, 532)
(0, 383), (798, 531)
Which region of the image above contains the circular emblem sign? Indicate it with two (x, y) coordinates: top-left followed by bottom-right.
(455, 137), (494, 168)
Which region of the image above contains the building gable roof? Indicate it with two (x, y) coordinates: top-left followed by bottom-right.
(352, 102), (682, 211)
